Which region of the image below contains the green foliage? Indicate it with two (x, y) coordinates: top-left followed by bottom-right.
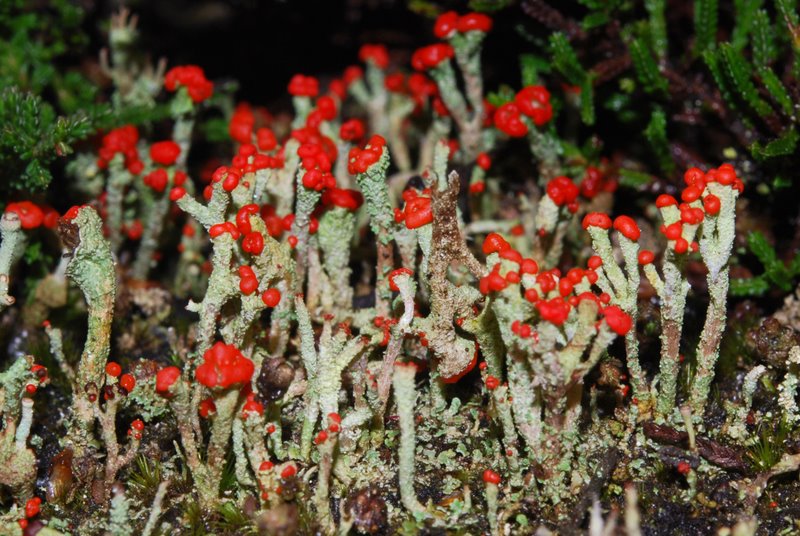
(548, 32), (594, 125)
(730, 231), (800, 296)
(644, 107), (674, 176)
(644, 0), (668, 59)
(751, 9), (776, 66)
(618, 168), (654, 188)
(750, 128), (799, 159)
(128, 454), (164, 496)
(747, 416), (789, 471)
(731, 0), (763, 51)
(0, 87), (99, 192)
(549, 33), (586, 87)
(694, 0), (718, 56)
(715, 43), (772, 117)
(520, 54), (550, 86)
(628, 34), (668, 95)
(214, 502), (256, 534)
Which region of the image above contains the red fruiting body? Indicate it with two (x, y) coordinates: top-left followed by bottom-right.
(520, 258), (538, 274)
(358, 44), (389, 69)
(314, 430), (328, 444)
(242, 232), (265, 256)
(536, 298), (571, 326)
(677, 461), (691, 475)
(603, 306), (632, 335)
(164, 65), (213, 102)
(703, 194), (721, 215)
(681, 185), (703, 203)
(515, 85), (552, 126)
(558, 279), (573, 297)
(25, 497), (41, 518)
(582, 212), (612, 230)
(482, 469), (501, 485)
(288, 74), (319, 97)
(209, 222), (239, 239)
(262, 288), (282, 308)
(242, 399), (264, 417)
(96, 125), (142, 172)
(236, 204), (260, 235)
(441, 348), (478, 384)
(143, 169), (169, 193)
(587, 255), (602, 270)
(131, 418), (144, 432)
(259, 460), (274, 472)
(288, 235), (298, 248)
(119, 374), (136, 392)
(339, 118), (366, 142)
(493, 102), (528, 137)
(663, 222), (683, 241)
(546, 176), (579, 207)
(199, 397), (217, 418)
(239, 266), (259, 295)
(482, 232), (510, 255)
(499, 248), (522, 264)
(524, 288), (539, 302)
(156, 366), (181, 395)
(347, 135), (386, 174)
(433, 11), (459, 38)
(5, 201), (44, 229)
(388, 268), (413, 292)
(655, 194), (677, 208)
(402, 193), (433, 229)
(411, 43), (454, 71)
(469, 182), (485, 194)
(638, 250), (655, 265)
(169, 187), (186, 201)
(281, 465), (297, 478)
(613, 215), (640, 241)
(150, 141), (181, 166)
(195, 342), (254, 389)
(105, 362), (122, 377)
(485, 375), (500, 390)
(457, 13), (493, 33)
(674, 237), (689, 254)
(322, 187), (364, 211)
(476, 152), (491, 171)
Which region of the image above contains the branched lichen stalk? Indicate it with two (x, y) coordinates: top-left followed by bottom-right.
(61, 207), (116, 442)
(0, 212), (25, 311)
(393, 363), (426, 514)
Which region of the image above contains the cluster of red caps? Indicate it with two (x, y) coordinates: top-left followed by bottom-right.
(18, 496), (42, 529)
(4, 201), (58, 229)
(494, 85), (553, 137)
(583, 164), (742, 256)
(394, 188), (433, 229)
(479, 232), (632, 335)
(96, 125), (143, 174)
(164, 65), (214, 103)
(144, 141), (187, 194)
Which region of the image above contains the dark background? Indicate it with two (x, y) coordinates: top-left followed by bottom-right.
(86, 0), (524, 110)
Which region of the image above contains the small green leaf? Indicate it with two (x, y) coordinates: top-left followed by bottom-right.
(644, 107), (675, 176)
(645, 0), (668, 59)
(628, 36), (669, 94)
(580, 74), (595, 125)
(750, 128), (799, 158)
(730, 275), (770, 296)
(752, 9), (776, 66)
(718, 43), (774, 117)
(618, 168), (654, 188)
(694, 0), (719, 56)
(549, 32), (587, 86)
